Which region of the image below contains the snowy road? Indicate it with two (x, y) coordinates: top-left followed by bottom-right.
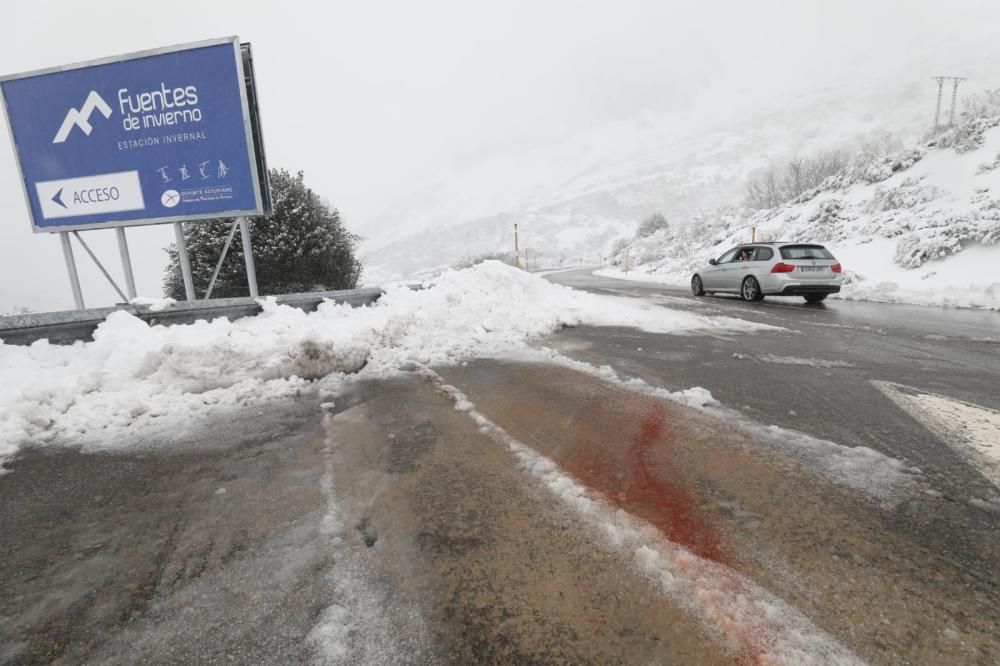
(2, 266), (999, 663)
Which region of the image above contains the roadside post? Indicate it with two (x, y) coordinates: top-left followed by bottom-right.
(0, 37), (271, 309)
(514, 223), (521, 269)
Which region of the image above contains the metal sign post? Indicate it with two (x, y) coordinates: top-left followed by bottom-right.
(59, 232), (85, 310)
(115, 227), (137, 299)
(238, 216), (259, 298)
(173, 222), (196, 302)
(1, 36), (271, 308)
(205, 219), (240, 300)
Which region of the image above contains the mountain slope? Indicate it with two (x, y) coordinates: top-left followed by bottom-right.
(599, 114), (1000, 309)
(361, 27), (1000, 282)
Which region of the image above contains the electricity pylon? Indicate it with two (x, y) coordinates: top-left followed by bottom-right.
(931, 76), (966, 129)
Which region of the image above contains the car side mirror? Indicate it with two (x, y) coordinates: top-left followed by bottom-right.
(708, 258), (717, 265)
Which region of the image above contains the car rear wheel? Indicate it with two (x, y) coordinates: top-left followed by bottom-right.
(741, 276), (764, 302)
(691, 275), (705, 296)
(803, 293), (828, 303)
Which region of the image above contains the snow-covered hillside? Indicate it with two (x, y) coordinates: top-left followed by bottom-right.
(598, 114), (1000, 309)
(362, 97), (932, 279)
(361, 26), (1000, 283)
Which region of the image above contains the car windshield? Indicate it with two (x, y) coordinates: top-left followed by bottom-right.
(717, 248), (739, 263)
(779, 244), (835, 260)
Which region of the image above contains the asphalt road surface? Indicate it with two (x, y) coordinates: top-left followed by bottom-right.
(1, 269), (998, 664)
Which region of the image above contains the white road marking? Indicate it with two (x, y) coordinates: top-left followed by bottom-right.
(874, 381), (1000, 488)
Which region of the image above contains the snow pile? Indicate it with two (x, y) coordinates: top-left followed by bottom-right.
(0, 262), (776, 465)
(131, 296), (177, 312)
(598, 121), (1000, 309)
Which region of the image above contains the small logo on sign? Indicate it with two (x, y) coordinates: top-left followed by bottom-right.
(161, 190), (180, 208)
(53, 91), (113, 144)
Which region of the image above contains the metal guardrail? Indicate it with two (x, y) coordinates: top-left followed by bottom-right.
(0, 287), (384, 346)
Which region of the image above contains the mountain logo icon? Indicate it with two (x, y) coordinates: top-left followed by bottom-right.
(53, 91), (113, 144)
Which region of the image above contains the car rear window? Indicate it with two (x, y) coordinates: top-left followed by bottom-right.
(753, 247), (774, 261)
(779, 244), (834, 260)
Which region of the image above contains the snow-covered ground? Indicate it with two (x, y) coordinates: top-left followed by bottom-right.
(0, 262), (778, 468)
(597, 120), (1000, 309)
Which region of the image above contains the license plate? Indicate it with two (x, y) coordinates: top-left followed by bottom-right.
(799, 266), (825, 272)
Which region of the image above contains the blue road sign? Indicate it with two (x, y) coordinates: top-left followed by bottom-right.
(1, 37), (267, 233)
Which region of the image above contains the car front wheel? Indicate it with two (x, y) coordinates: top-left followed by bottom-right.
(691, 275), (705, 296)
(741, 276), (764, 302)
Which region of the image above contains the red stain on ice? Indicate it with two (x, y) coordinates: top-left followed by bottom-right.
(504, 375), (777, 662)
(627, 405), (727, 563)
(559, 398), (727, 564)
(555, 396), (777, 662)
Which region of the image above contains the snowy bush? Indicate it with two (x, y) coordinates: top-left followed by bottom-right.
(636, 212), (669, 237)
(889, 210), (1000, 268)
(857, 148), (926, 185)
(961, 88), (1000, 120)
(608, 237), (630, 265)
(976, 154), (1000, 174)
(865, 178), (943, 212)
(799, 198), (852, 242)
(930, 116), (1000, 154)
(893, 227), (966, 268)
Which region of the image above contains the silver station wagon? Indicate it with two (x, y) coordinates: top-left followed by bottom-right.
(691, 242), (843, 303)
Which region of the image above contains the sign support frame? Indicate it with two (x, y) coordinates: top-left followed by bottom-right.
(238, 216), (258, 298)
(115, 227), (137, 300)
(60, 232), (85, 310)
(71, 231), (128, 303)
(204, 219), (240, 300)
(173, 222), (196, 301)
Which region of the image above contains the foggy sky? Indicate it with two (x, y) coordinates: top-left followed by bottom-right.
(2, 0), (998, 311)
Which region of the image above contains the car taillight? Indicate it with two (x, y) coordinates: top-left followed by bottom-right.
(832, 263), (842, 273)
(771, 262), (796, 273)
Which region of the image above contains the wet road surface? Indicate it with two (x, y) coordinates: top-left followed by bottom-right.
(1, 270), (998, 663)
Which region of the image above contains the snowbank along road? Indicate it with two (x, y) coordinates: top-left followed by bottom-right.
(1, 263), (998, 664)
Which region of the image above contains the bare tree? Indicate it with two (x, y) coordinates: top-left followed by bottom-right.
(786, 158), (807, 198)
(745, 150), (849, 209)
